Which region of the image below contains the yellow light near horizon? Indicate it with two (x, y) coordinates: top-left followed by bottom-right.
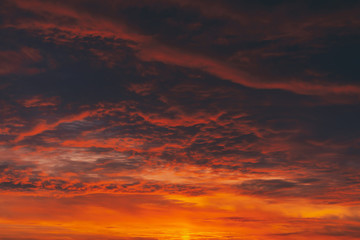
(181, 234), (190, 240)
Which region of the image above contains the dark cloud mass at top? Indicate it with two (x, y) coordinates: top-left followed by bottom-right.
(0, 0), (360, 239)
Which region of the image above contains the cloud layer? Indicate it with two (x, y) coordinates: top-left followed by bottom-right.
(1, 0), (360, 239)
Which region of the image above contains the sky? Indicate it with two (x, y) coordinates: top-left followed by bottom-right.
(0, 0), (360, 239)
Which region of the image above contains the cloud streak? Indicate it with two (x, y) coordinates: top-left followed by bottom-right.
(4, 0), (360, 98)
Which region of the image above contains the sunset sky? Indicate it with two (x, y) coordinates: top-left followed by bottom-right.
(1, 0), (360, 239)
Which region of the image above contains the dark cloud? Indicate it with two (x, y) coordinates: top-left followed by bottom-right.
(239, 179), (297, 194)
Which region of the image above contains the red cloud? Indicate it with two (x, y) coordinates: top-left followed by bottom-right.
(6, 0), (360, 98)
(14, 110), (96, 142)
(19, 95), (60, 108)
(0, 47), (42, 75)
